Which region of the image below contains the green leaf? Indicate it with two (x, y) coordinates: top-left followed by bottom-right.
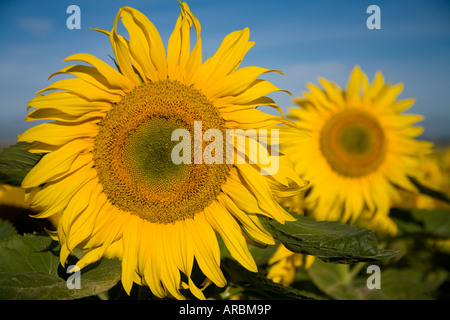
(391, 208), (450, 238)
(0, 233), (121, 299)
(363, 268), (447, 300)
(0, 219), (17, 240)
(261, 214), (397, 264)
(308, 258), (447, 300)
(0, 142), (43, 186)
(307, 259), (366, 300)
(411, 209), (450, 238)
(0, 234), (59, 274)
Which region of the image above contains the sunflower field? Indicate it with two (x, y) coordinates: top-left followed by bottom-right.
(0, 1), (449, 304)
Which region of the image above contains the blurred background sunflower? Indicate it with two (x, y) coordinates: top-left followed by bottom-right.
(266, 66), (450, 293)
(280, 66), (432, 235)
(0, 184), (54, 234)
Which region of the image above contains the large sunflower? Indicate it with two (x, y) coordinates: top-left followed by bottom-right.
(283, 66), (432, 232)
(18, 3), (306, 299)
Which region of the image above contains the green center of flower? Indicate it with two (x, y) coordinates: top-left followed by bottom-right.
(320, 109), (387, 177)
(93, 80), (230, 224)
(123, 118), (189, 187)
(338, 124), (373, 155)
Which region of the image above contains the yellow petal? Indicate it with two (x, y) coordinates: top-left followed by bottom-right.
(167, 13), (183, 80)
(373, 83), (404, 110)
(49, 65), (126, 96)
(26, 109), (105, 123)
(119, 7), (166, 82)
(235, 163), (285, 222)
(218, 193), (275, 245)
(121, 215), (141, 294)
(304, 83), (336, 112)
(110, 12), (141, 86)
(64, 53), (135, 91)
(124, 7), (167, 78)
(269, 153), (306, 188)
(215, 79), (289, 107)
(159, 224), (184, 299)
(391, 98), (415, 113)
(30, 166), (96, 218)
(206, 67), (282, 100)
(367, 71), (385, 99)
(196, 28), (253, 89)
(82, 205), (124, 254)
(318, 77), (345, 108)
(205, 201), (257, 272)
(27, 91), (111, 115)
(185, 213), (226, 287)
(76, 246), (106, 269)
(181, 2), (203, 85)
(221, 171), (265, 215)
(167, 2), (202, 82)
(18, 122), (98, 146)
(218, 96), (280, 115)
(22, 139), (92, 188)
(62, 179), (103, 249)
(169, 221), (192, 278)
(384, 114), (425, 128)
(345, 65), (364, 106)
(142, 222), (166, 297)
(36, 78), (123, 102)
(173, 221), (206, 299)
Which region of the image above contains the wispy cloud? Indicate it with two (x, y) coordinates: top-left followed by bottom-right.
(17, 17), (54, 39)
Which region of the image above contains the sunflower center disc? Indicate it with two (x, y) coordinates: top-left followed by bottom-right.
(94, 80), (231, 224)
(319, 109), (387, 177)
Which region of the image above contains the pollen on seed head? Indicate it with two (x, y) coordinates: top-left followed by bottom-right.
(93, 80), (231, 224)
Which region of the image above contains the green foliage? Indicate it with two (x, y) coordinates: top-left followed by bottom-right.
(307, 259), (367, 300)
(282, 207), (450, 301)
(391, 208), (450, 238)
(0, 211), (396, 300)
(0, 231), (121, 300)
(0, 142), (43, 186)
(306, 258), (447, 300)
(0, 219), (17, 240)
(261, 214), (397, 263)
(218, 258), (319, 300)
(3, 205), (448, 300)
(0, 144), (449, 300)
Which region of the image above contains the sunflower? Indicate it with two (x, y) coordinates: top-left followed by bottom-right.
(282, 66), (432, 234)
(266, 244), (314, 287)
(0, 184), (57, 233)
(18, 3), (306, 299)
(0, 184), (28, 210)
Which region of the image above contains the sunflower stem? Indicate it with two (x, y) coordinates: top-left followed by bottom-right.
(97, 291), (110, 300)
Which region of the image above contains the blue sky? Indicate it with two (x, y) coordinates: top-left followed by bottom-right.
(1, 0), (449, 145)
